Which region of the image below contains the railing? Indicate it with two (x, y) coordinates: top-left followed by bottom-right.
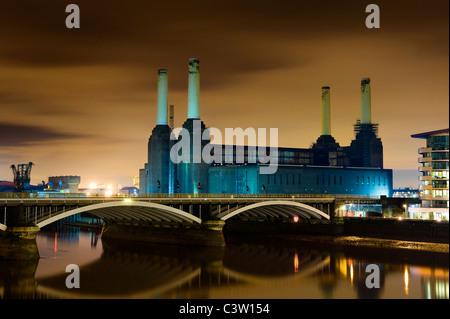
(418, 157), (432, 163)
(0, 192), (381, 200)
(418, 147), (431, 154)
(419, 184), (433, 191)
(0, 192), (87, 199)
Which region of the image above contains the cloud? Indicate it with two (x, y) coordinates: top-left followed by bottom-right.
(1, 0), (447, 92)
(0, 122), (88, 147)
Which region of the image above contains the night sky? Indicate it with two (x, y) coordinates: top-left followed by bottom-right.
(0, 0), (448, 188)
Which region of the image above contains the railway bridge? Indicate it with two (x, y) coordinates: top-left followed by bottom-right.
(0, 193), (379, 260)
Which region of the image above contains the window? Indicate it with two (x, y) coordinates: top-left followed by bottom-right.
(432, 161), (449, 169)
(298, 174), (302, 184)
(433, 171), (449, 179)
(433, 189), (444, 198)
(356, 176), (359, 185)
(433, 180), (449, 189)
(339, 176), (342, 185)
(427, 135), (449, 151)
(432, 152), (449, 160)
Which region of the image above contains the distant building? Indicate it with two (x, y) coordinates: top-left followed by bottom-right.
(81, 183), (121, 197)
(0, 181), (14, 192)
(120, 187), (139, 196)
(48, 176), (81, 193)
(393, 188), (420, 198)
(409, 128), (449, 220)
(133, 174), (139, 188)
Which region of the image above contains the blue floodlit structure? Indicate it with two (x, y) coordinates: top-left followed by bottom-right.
(140, 60), (393, 197)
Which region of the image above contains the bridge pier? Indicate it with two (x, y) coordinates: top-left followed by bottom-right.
(0, 205), (40, 260)
(0, 227), (40, 261)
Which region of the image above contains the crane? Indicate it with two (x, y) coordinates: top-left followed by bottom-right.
(10, 162), (34, 192)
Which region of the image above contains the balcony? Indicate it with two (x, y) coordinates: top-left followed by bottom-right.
(419, 166), (431, 172)
(418, 157), (432, 163)
(418, 147), (431, 154)
(420, 194), (433, 201)
(419, 175), (432, 181)
(419, 184), (433, 191)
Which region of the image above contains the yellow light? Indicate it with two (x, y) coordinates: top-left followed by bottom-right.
(293, 216), (299, 223)
(294, 253), (299, 273)
(105, 190), (113, 197)
(404, 267), (409, 295)
(89, 183), (97, 190)
(124, 198), (132, 203)
(350, 263), (354, 286)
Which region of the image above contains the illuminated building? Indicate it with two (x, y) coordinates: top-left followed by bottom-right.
(409, 128), (449, 220)
(47, 176), (80, 193)
(133, 174), (139, 188)
(140, 59), (393, 198)
(393, 188), (420, 198)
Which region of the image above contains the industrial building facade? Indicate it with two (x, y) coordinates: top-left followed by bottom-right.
(140, 59), (393, 197)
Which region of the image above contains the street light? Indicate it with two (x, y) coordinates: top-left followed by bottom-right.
(403, 204), (408, 218)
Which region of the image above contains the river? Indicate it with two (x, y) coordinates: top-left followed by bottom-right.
(0, 226), (448, 299)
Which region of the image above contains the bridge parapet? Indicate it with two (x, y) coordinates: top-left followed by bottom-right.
(1, 192), (380, 200)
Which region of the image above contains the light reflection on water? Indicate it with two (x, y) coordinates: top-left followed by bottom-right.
(0, 227), (448, 299)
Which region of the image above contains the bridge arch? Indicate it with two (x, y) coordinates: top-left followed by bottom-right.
(218, 201), (330, 221)
(36, 200), (202, 229)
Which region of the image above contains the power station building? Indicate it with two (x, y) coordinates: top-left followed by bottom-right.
(139, 59), (393, 197)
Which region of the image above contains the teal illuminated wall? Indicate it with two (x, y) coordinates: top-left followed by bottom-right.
(208, 165), (393, 197)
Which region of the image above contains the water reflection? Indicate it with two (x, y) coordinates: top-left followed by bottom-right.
(0, 228), (448, 299)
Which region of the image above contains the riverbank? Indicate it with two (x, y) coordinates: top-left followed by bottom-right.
(224, 217), (449, 244)
(267, 234), (449, 254)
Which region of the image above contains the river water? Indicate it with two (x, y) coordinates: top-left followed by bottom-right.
(0, 226), (448, 299)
